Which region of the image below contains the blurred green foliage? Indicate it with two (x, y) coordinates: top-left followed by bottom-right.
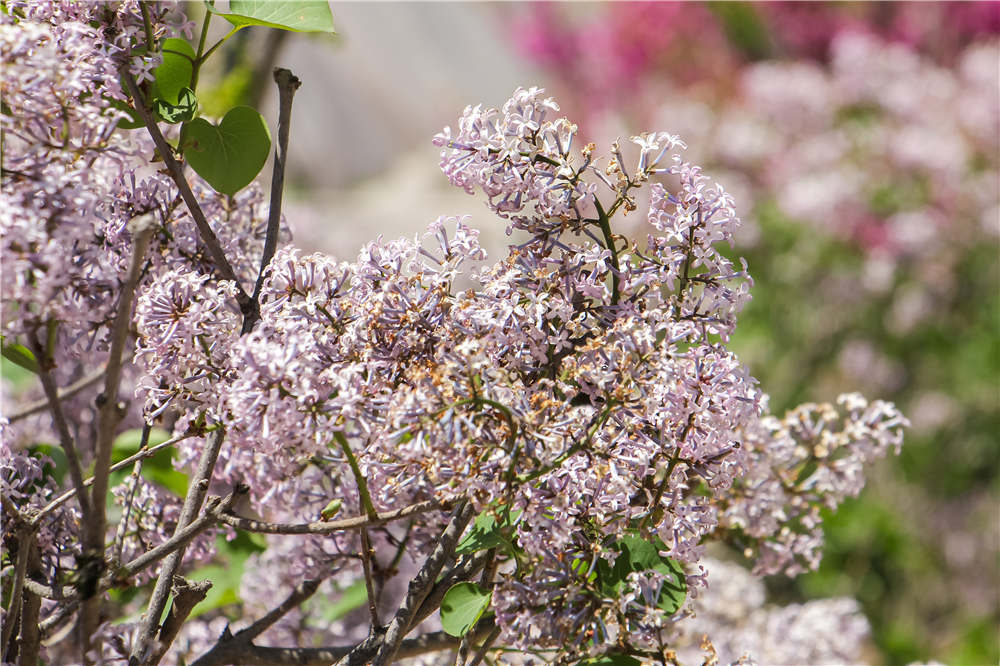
(730, 202), (1000, 665)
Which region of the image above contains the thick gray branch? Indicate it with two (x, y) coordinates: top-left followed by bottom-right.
(191, 622), (495, 666)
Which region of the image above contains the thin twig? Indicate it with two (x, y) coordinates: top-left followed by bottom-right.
(27, 332), (91, 521)
(359, 529), (380, 628)
(120, 69), (251, 310)
(334, 432), (378, 520)
(30, 432), (193, 527)
(130, 429), (229, 666)
(239, 578), (323, 642)
(212, 498), (445, 535)
(114, 424), (152, 563)
(370, 501), (475, 666)
(189, 7), (212, 91)
(21, 491), (241, 603)
(468, 625), (502, 666)
(17, 562), (42, 666)
(121, 491), (239, 580)
(6, 367), (105, 423)
(242, 68), (300, 334)
(38, 599), (78, 639)
(1, 524), (33, 658)
(82, 218), (155, 651)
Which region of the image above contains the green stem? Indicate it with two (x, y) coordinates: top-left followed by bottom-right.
(517, 402), (615, 484)
(140, 1), (155, 53)
(190, 7), (213, 92)
(197, 26), (242, 71)
(639, 449), (682, 532)
(334, 432), (378, 521)
(639, 404), (699, 531)
(676, 208), (698, 303)
(593, 198), (621, 305)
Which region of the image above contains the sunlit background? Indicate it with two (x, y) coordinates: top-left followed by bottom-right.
(191, 3), (999, 664)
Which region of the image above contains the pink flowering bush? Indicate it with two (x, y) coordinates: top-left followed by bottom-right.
(508, 2), (1000, 127)
(2, 3), (907, 665)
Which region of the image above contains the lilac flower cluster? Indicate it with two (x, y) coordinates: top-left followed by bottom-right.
(2, 3), (907, 664)
(434, 87), (597, 229)
(722, 393), (907, 576)
(126, 81), (904, 658)
(675, 556), (872, 665)
(0, 442), (80, 580)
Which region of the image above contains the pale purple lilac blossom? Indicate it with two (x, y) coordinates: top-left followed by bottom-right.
(2, 3), (908, 659)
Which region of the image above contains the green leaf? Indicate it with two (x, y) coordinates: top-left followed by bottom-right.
(440, 582), (491, 637)
(29, 444), (68, 486)
(154, 38), (196, 103)
(577, 655), (642, 666)
(1, 355), (36, 390)
(209, 0), (335, 33)
(455, 506), (521, 555)
(107, 90), (145, 130)
(1, 339), (38, 374)
(181, 106), (270, 195)
(153, 87), (197, 124)
(600, 535), (687, 615)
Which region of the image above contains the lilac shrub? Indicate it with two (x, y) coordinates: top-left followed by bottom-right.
(1, 3), (906, 665)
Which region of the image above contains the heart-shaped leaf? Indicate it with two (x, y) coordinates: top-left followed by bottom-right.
(154, 38), (196, 103)
(209, 0), (335, 33)
(440, 582), (492, 637)
(154, 87), (197, 124)
(181, 106), (270, 195)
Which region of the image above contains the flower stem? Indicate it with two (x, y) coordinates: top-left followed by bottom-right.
(334, 431), (378, 521)
(593, 197), (621, 305)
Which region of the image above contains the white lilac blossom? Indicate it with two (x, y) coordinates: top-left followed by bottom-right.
(2, 3), (907, 662)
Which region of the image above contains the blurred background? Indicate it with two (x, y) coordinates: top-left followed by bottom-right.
(190, 2), (999, 664)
